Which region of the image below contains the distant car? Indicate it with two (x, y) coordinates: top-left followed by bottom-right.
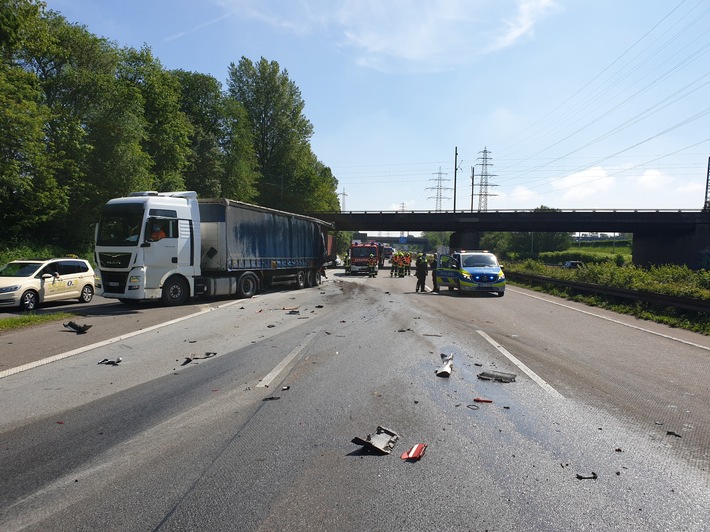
(0, 258), (95, 311)
(434, 250), (505, 296)
(563, 260), (585, 269)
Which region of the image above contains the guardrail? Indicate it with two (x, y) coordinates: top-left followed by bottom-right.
(505, 272), (710, 313)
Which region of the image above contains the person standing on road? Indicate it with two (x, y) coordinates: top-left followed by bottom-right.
(430, 253), (438, 292)
(415, 253), (428, 292)
(367, 254), (377, 277)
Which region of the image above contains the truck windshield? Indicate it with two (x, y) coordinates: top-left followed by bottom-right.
(96, 203), (145, 246)
(351, 247), (376, 258)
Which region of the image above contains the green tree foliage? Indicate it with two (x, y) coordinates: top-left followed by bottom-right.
(1, 3), (338, 250)
(481, 206), (572, 259)
(227, 56), (339, 212)
(420, 231), (452, 251)
(119, 47), (192, 192)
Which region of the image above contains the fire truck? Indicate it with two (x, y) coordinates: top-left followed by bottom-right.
(348, 242), (380, 275)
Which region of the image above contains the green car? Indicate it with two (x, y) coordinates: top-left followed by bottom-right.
(434, 250), (505, 296)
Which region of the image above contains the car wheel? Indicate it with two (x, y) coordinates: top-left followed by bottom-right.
(237, 272), (259, 298)
(497, 290), (505, 297)
(161, 276), (189, 306)
(79, 284), (94, 303)
(20, 290), (39, 311)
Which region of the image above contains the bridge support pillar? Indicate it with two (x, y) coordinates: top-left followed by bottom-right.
(450, 231), (480, 251)
(633, 224), (710, 269)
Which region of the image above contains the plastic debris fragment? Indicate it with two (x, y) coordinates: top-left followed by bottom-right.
(351, 426), (399, 454)
(477, 370), (517, 383)
(64, 321), (92, 334)
(401, 443), (428, 461)
(473, 397), (492, 403)
(98, 357), (122, 366)
(435, 353), (454, 377)
(576, 472), (598, 480)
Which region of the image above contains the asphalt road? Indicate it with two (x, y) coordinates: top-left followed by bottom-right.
(1, 270), (709, 531)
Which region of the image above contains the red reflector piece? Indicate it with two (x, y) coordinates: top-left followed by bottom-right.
(473, 397), (492, 403)
(401, 443), (428, 460)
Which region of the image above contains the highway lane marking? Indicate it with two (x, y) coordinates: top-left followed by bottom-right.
(509, 287), (710, 352)
(477, 330), (564, 399)
(257, 329), (321, 388)
(0, 299), (246, 380)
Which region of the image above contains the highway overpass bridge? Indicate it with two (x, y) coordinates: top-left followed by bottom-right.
(311, 209), (710, 269)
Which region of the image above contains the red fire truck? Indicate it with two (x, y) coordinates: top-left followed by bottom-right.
(348, 242), (380, 275)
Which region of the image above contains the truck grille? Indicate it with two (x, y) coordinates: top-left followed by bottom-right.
(98, 252), (133, 269)
(100, 271), (129, 293)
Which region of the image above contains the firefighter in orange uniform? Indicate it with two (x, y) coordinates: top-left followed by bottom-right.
(367, 254), (377, 277)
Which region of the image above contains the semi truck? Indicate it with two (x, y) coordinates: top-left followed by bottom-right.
(94, 191), (333, 305)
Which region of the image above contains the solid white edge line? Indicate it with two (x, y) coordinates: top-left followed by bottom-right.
(477, 330), (564, 399)
(257, 329), (321, 388)
(0, 299), (247, 380)
(508, 287), (710, 352)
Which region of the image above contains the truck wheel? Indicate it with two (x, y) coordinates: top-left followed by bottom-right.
(295, 270), (306, 289)
(305, 269), (315, 288)
(315, 269), (322, 285)
(161, 276), (188, 306)
(237, 272), (259, 298)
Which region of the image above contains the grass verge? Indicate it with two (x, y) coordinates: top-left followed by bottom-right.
(0, 312), (76, 333)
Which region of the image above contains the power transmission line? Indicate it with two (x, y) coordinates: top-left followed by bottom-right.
(426, 166), (452, 212)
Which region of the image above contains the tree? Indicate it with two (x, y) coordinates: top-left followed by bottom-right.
(226, 56), (338, 212)
(483, 205), (572, 258)
(120, 47), (191, 192)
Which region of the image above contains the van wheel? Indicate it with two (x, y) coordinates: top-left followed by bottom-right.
(20, 290), (39, 311)
(295, 270), (306, 289)
(237, 272), (259, 298)
(79, 284), (94, 303)
(162, 276), (188, 306)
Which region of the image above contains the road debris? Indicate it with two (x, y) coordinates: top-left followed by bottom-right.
(435, 353), (454, 377)
(287, 310), (300, 315)
(667, 431), (682, 438)
(262, 396), (280, 401)
(64, 321), (92, 334)
(473, 397), (493, 403)
(98, 357), (122, 366)
(576, 472), (598, 480)
(477, 370), (517, 383)
(401, 443), (428, 461)
(351, 426), (399, 454)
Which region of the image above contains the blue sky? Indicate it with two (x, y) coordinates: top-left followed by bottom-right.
(45, 0), (710, 213)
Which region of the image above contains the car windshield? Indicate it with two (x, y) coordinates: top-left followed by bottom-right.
(461, 254), (498, 267)
(0, 262), (42, 277)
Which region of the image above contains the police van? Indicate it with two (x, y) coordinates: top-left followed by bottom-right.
(434, 250), (505, 296)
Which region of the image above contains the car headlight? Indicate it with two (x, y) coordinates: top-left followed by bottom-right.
(0, 285), (20, 293)
(461, 272), (471, 281)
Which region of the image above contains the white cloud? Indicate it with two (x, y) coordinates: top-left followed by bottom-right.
(635, 169), (667, 190)
(483, 0), (557, 53)
(213, 0), (558, 72)
(552, 166), (614, 201)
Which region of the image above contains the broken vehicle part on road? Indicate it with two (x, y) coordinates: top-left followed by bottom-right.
(351, 426), (399, 454)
